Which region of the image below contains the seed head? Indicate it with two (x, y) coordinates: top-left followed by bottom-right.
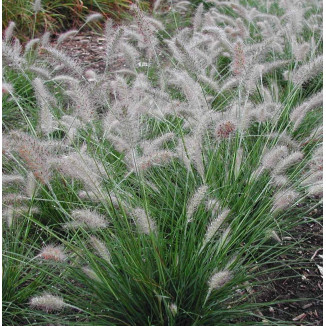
(208, 270), (233, 293)
(272, 189), (299, 213)
(204, 209), (230, 245)
(38, 245), (67, 261)
(132, 208), (157, 234)
(30, 293), (65, 312)
(169, 303), (178, 316)
(82, 266), (101, 282)
(33, 0), (42, 12)
(64, 209), (108, 229)
(90, 236), (111, 262)
(186, 185), (209, 222)
(85, 13), (103, 24)
(261, 146), (288, 170)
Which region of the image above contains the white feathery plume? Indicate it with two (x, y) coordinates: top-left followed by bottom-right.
(89, 236), (111, 262)
(307, 184), (322, 197)
(271, 175), (289, 187)
(261, 146), (289, 170)
(28, 66), (51, 79)
(65, 84), (97, 122)
(290, 55), (323, 87)
(37, 245), (67, 261)
(3, 194), (27, 204)
(2, 42), (26, 70)
(186, 185), (209, 222)
(142, 133), (175, 156)
(3, 207), (14, 227)
(132, 208), (157, 234)
(24, 38), (40, 54)
(267, 132), (299, 150)
(272, 189), (299, 213)
(203, 208), (230, 245)
(290, 91), (323, 130)
(84, 69), (97, 81)
(169, 303), (178, 316)
(135, 150), (176, 172)
(272, 151), (304, 176)
(4, 21), (16, 42)
(193, 3), (204, 32)
(234, 147), (243, 178)
(2, 174), (24, 185)
(51, 75), (79, 84)
(9, 131), (53, 185)
(32, 78), (57, 135)
(2, 82), (14, 95)
(309, 145), (322, 168)
(42, 46), (84, 76)
(57, 30), (78, 45)
(30, 293), (65, 312)
(40, 31), (50, 46)
(85, 13), (103, 24)
(205, 198), (221, 216)
(82, 266), (102, 281)
(232, 40), (246, 75)
(208, 270), (233, 292)
(33, 0), (42, 13)
(78, 190), (120, 208)
(291, 40), (310, 61)
(153, 0), (162, 12)
(301, 171), (323, 186)
(65, 208), (108, 229)
(26, 172), (37, 197)
(205, 269), (233, 302)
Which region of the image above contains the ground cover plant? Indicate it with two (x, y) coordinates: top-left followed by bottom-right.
(2, 0), (323, 325)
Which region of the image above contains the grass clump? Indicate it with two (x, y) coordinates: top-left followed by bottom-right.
(2, 0), (322, 325)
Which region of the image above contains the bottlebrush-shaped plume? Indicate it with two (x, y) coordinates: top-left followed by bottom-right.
(272, 189), (299, 213)
(24, 38), (40, 54)
(64, 208), (108, 229)
(30, 293), (66, 312)
(2, 174), (24, 185)
(9, 131), (53, 185)
(85, 13), (103, 24)
(290, 90), (323, 130)
(89, 236), (111, 262)
(131, 208), (157, 234)
(193, 3), (204, 32)
(206, 198), (221, 216)
(41, 46), (84, 76)
(57, 30), (78, 45)
(203, 208), (230, 245)
(232, 40), (246, 75)
(57, 149), (105, 194)
(272, 151), (304, 176)
(186, 185), (209, 222)
(291, 39), (310, 61)
(4, 21), (16, 42)
(32, 0), (42, 13)
(37, 245), (67, 261)
(128, 2), (163, 57)
(3, 205), (39, 227)
(261, 146), (289, 170)
(288, 55), (323, 87)
(32, 78), (58, 135)
(206, 269), (233, 301)
(82, 266), (102, 281)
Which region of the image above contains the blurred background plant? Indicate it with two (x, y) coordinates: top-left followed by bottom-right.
(2, 0), (155, 40)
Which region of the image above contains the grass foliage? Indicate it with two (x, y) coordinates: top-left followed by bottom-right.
(2, 0), (323, 324)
